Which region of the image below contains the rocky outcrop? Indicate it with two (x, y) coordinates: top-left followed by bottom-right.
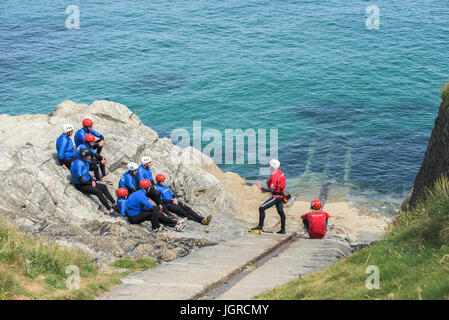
(404, 94), (449, 209)
(0, 100), (268, 263)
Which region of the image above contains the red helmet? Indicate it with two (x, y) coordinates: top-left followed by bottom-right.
(84, 133), (96, 142)
(156, 174), (166, 182)
(139, 179), (152, 189)
(82, 118), (94, 127)
(311, 199), (322, 210)
(116, 188), (129, 197)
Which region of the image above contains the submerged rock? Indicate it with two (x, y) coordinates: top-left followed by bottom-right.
(0, 100), (267, 263)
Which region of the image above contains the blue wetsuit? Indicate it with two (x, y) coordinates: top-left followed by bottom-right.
(117, 198), (128, 217)
(126, 189), (154, 217)
(119, 171), (139, 194)
(137, 165), (154, 184)
(74, 127), (104, 148)
(56, 133), (75, 161)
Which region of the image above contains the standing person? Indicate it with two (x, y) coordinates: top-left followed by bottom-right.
(155, 174), (212, 225)
(75, 133), (109, 182)
(70, 148), (118, 216)
(126, 179), (187, 233)
(251, 159), (286, 234)
(118, 162), (139, 194)
(74, 118), (105, 155)
(301, 199), (329, 239)
(56, 124), (76, 169)
(136, 156), (162, 206)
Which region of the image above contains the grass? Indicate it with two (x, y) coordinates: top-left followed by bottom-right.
(0, 220), (157, 300)
(255, 175), (449, 300)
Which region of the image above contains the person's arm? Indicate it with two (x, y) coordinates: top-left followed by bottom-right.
(92, 130), (104, 141)
(57, 138), (66, 161)
(141, 194), (154, 210)
(161, 199), (174, 205)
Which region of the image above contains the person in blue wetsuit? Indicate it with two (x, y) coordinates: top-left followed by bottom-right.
(155, 174), (212, 225)
(56, 124), (76, 169)
(75, 133), (108, 182)
(116, 188), (129, 217)
(74, 118), (105, 154)
(70, 148), (118, 216)
(126, 179), (186, 233)
(136, 156), (162, 206)
(118, 162), (139, 194)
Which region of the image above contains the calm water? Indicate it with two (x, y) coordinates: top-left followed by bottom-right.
(1, 0), (449, 214)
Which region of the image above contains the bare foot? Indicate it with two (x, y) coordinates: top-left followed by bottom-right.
(62, 164), (68, 170)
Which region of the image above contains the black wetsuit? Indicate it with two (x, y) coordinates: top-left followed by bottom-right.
(164, 201), (204, 224)
(75, 179), (115, 211)
(128, 207), (177, 229)
(258, 187), (286, 232)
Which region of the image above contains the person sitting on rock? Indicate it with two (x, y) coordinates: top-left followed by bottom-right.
(75, 133), (109, 182)
(74, 118), (105, 154)
(56, 123), (76, 169)
(155, 174), (212, 225)
(119, 162), (139, 194)
(136, 156), (162, 206)
(70, 148), (119, 216)
(301, 199), (329, 239)
(116, 187), (129, 217)
(126, 179), (187, 233)
(251, 159), (286, 234)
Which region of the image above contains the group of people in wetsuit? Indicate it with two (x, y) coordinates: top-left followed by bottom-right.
(56, 119), (212, 233)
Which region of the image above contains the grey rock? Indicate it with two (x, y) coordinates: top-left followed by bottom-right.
(0, 100), (261, 263)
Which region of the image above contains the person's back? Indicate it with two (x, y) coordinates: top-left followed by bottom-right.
(119, 171), (138, 192)
(117, 197), (128, 217)
(156, 184), (174, 203)
(126, 188), (153, 217)
(56, 133), (74, 160)
(74, 127), (103, 147)
(70, 158), (90, 185)
(75, 143), (96, 159)
(302, 210), (329, 239)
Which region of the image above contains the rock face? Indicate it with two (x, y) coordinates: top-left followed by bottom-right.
(405, 95), (449, 209)
(0, 100), (268, 263)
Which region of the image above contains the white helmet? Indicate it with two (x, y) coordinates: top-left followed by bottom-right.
(127, 162), (139, 171)
(63, 123), (74, 133)
(141, 156), (152, 165)
(269, 159), (280, 170)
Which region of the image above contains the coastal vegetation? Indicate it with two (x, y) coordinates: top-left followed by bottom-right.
(256, 175), (449, 300)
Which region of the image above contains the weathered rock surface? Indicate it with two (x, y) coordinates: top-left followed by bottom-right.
(0, 100), (268, 263)
(405, 95), (449, 209)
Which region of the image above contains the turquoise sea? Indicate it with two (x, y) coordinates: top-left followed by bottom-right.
(1, 1), (449, 214)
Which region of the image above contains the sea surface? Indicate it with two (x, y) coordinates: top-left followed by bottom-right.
(1, 0), (449, 215)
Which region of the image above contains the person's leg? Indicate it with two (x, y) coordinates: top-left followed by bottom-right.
(168, 203), (200, 224)
(156, 210), (177, 228)
(89, 163), (101, 180)
(76, 184), (112, 210)
(99, 162), (106, 178)
(96, 183), (115, 205)
(256, 197), (277, 229)
(128, 211), (152, 225)
(325, 218), (328, 231)
(302, 219), (309, 232)
(178, 202), (204, 223)
(146, 189), (162, 206)
(94, 140), (103, 155)
(275, 198), (286, 233)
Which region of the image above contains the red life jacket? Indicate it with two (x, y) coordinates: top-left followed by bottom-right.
(266, 169), (286, 198)
(301, 210), (329, 239)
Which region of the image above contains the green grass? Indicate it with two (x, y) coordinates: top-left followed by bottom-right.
(440, 81), (449, 107)
(255, 176), (449, 300)
(0, 219), (125, 300)
(111, 258), (158, 271)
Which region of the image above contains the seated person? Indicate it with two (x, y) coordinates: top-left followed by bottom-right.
(155, 174), (212, 225)
(301, 199), (329, 239)
(116, 188), (129, 217)
(119, 162), (139, 194)
(74, 118), (105, 154)
(70, 148), (118, 216)
(137, 156), (162, 206)
(56, 123), (76, 169)
(75, 133), (108, 182)
(126, 179), (187, 233)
